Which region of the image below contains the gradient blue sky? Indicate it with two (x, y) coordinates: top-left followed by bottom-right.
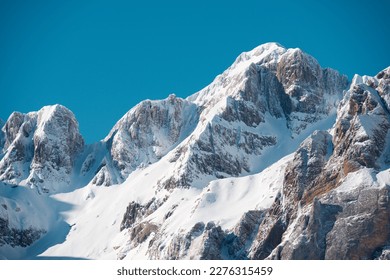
(1, 0), (389, 143)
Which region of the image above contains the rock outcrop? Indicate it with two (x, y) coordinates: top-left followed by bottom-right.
(0, 105), (84, 193)
(246, 68), (390, 260)
(92, 95), (199, 186)
(0, 217), (45, 248)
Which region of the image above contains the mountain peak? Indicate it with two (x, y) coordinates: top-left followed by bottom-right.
(246, 42), (286, 56)
(231, 42), (287, 70)
(0, 104), (84, 192)
(37, 104), (74, 123)
(91, 93), (199, 186)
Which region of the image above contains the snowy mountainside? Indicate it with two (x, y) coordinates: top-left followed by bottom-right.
(249, 67), (390, 260)
(155, 42), (347, 190)
(35, 152), (291, 260)
(89, 94), (199, 186)
(1, 43), (389, 259)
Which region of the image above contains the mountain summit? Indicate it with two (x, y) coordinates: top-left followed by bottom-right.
(1, 43), (389, 260)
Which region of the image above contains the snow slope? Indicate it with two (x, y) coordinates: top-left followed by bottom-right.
(36, 153), (292, 259)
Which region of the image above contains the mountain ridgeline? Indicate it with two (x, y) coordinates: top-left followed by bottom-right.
(1, 43), (389, 260)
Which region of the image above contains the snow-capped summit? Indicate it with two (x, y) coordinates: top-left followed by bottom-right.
(77, 43), (347, 190)
(0, 104), (84, 193)
(89, 95), (199, 186)
(151, 43), (348, 191)
(227, 42), (286, 73)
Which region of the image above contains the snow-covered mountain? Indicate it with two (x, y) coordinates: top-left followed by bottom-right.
(90, 94), (199, 186)
(0, 105), (84, 193)
(1, 43), (389, 259)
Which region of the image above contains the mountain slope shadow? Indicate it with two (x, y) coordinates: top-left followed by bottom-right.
(0, 181), (80, 259)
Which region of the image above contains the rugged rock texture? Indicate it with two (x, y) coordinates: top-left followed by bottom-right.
(271, 199), (342, 260)
(245, 69), (390, 260)
(158, 43), (347, 189)
(0, 105), (84, 193)
(375, 67), (390, 110)
(0, 112), (36, 183)
(276, 49), (348, 133)
(284, 130), (333, 204)
(324, 183), (390, 259)
(222, 210), (264, 259)
(198, 222), (226, 260)
(144, 221), (227, 260)
(112, 44), (347, 259)
(249, 194), (287, 260)
(120, 198), (164, 231)
(0, 217), (45, 248)
(92, 95), (199, 186)
(376, 246), (390, 260)
(143, 211), (263, 260)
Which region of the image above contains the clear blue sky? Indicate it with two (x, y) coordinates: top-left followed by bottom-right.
(1, 0), (389, 143)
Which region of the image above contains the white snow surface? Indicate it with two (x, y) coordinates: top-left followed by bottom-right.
(33, 152), (291, 259)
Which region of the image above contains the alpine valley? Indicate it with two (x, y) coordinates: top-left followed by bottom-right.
(1, 43), (390, 260)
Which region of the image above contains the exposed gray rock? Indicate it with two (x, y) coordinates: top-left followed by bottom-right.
(284, 130), (333, 203)
(246, 67), (390, 260)
(224, 210), (264, 259)
(128, 222), (158, 247)
(30, 105), (84, 186)
(249, 194), (287, 259)
(0, 105), (84, 192)
(324, 185), (390, 259)
(232, 210), (264, 247)
(376, 67), (390, 111)
(375, 246), (390, 260)
(0, 217), (45, 248)
(92, 94), (199, 186)
(269, 179), (390, 260)
(3, 112), (25, 151)
(169, 222), (205, 260)
(247, 130), (333, 260)
(91, 158), (118, 186)
(120, 198), (163, 231)
(198, 222), (226, 260)
(276, 49), (348, 133)
(143, 221), (229, 260)
(273, 199), (342, 260)
(0, 112), (35, 182)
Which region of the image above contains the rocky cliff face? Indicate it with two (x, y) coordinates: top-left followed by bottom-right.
(90, 94), (199, 186)
(0, 43), (389, 260)
(245, 70), (390, 260)
(156, 43), (347, 190)
(0, 119), (4, 147)
(0, 105), (84, 193)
